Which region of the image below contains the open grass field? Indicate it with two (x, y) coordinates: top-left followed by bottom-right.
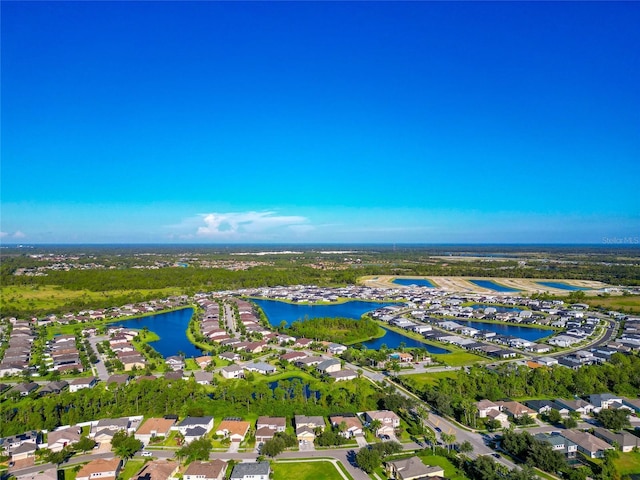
(432, 352), (486, 366)
(0, 285), (182, 313)
(272, 460), (347, 480)
(403, 371), (459, 388)
(585, 295), (640, 314)
(614, 450), (640, 476)
(119, 459), (147, 480)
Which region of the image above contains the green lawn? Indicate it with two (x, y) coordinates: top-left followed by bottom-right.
(614, 450), (640, 476)
(415, 454), (469, 480)
(272, 460), (347, 480)
(432, 352), (486, 366)
(119, 459), (146, 480)
(586, 294), (640, 314)
(403, 371), (458, 388)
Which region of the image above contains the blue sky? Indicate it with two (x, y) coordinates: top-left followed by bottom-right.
(2, 1), (639, 244)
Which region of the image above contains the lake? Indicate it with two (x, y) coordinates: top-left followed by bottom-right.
(392, 278), (436, 288)
(251, 298), (400, 327)
(113, 307), (204, 358)
(358, 328), (450, 353)
(454, 319), (552, 341)
(469, 280), (520, 292)
(536, 281), (590, 291)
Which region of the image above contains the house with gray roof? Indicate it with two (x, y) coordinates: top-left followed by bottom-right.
(593, 427), (640, 453)
(174, 417), (214, 436)
(229, 462), (270, 480)
(534, 432), (577, 458)
(243, 362), (276, 375)
(316, 359), (341, 374)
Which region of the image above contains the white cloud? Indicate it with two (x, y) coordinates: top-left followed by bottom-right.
(172, 211), (313, 241)
(0, 230), (27, 240)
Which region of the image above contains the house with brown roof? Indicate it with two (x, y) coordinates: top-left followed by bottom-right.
(183, 460), (226, 480)
(385, 456), (444, 480)
(215, 420), (251, 443)
(476, 400), (501, 418)
(132, 460), (179, 480)
(76, 458), (122, 480)
(496, 401), (537, 419)
(135, 418), (176, 445)
(329, 415), (364, 438)
(364, 410), (400, 436)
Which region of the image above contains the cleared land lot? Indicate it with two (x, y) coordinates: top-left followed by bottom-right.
(361, 276), (609, 294)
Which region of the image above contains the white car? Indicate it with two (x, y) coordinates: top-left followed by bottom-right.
(141, 451), (152, 457)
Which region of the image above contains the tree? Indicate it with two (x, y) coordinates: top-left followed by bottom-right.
(596, 409), (630, 431)
(546, 409), (562, 424)
(459, 440), (474, 454)
(74, 436), (96, 453)
(441, 432), (456, 452)
(111, 431), (143, 461)
(355, 447), (381, 473)
(562, 416), (578, 429)
(176, 437), (212, 463)
(260, 437), (285, 457)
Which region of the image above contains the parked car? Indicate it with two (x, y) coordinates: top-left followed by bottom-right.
(141, 451), (152, 457)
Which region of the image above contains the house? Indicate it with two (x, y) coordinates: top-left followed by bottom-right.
(295, 356), (325, 367)
(135, 418), (175, 445)
(486, 409), (509, 425)
(589, 393), (623, 412)
(107, 374), (131, 387)
(279, 351), (307, 363)
(174, 417), (214, 438)
(11, 382), (39, 396)
(255, 417), (285, 443)
(496, 401), (537, 419)
(94, 418), (131, 436)
(164, 371), (184, 381)
(229, 462), (270, 480)
(165, 356), (185, 371)
(295, 415), (325, 442)
(560, 430), (614, 458)
(132, 460), (179, 480)
(243, 362), (276, 375)
(69, 376), (98, 393)
(195, 356), (214, 369)
(364, 410), (400, 436)
(215, 420), (251, 443)
(329, 369), (358, 382)
(316, 359), (341, 374)
(554, 398), (595, 416)
(38, 381), (69, 396)
(386, 456), (444, 480)
(220, 365), (244, 379)
(218, 352), (240, 362)
(76, 458), (122, 480)
(593, 427), (640, 453)
(256, 417), (286, 432)
(525, 400), (569, 417)
(46, 427), (81, 452)
(534, 433), (578, 458)
(476, 400), (500, 418)
(329, 415), (364, 438)
(10, 442), (38, 461)
(190, 371), (214, 385)
(183, 460), (227, 480)
(328, 343), (347, 354)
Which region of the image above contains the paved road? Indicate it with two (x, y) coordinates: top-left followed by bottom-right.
(87, 335), (110, 382)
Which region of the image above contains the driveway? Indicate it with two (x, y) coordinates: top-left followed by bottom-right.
(355, 435), (368, 448)
(298, 440), (315, 452)
(228, 441), (240, 453)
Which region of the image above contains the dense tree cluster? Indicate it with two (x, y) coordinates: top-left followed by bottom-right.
(398, 355), (640, 427)
(0, 377), (382, 436)
(283, 316), (382, 344)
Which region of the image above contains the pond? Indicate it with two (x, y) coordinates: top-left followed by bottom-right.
(469, 280), (521, 292)
(453, 319), (552, 341)
(392, 278), (436, 288)
(268, 377), (320, 400)
(536, 281), (590, 291)
(112, 307), (204, 358)
(358, 328), (450, 354)
(251, 298), (401, 327)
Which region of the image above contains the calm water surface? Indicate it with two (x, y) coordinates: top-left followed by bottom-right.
(113, 307), (204, 358)
(470, 280), (520, 292)
(392, 278), (436, 288)
(252, 298), (400, 327)
(359, 329), (450, 353)
(536, 281), (590, 291)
